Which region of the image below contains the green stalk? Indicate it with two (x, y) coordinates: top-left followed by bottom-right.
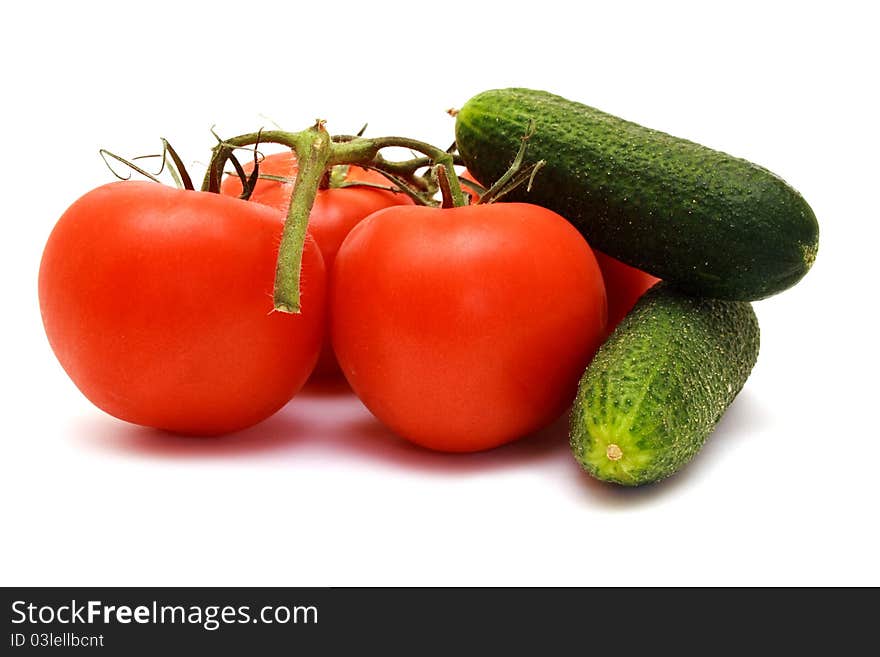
(273, 122), (332, 313)
(200, 127), (472, 313)
(202, 130), (300, 193)
(366, 137), (466, 207)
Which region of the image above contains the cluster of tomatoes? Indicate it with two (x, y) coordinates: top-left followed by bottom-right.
(39, 151), (656, 452)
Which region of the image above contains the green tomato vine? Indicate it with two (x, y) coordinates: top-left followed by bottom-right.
(103, 118), (541, 314)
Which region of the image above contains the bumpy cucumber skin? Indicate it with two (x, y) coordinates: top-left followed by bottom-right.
(569, 283), (759, 486)
(455, 88), (819, 301)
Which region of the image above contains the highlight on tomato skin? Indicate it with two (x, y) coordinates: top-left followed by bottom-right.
(331, 202), (608, 453)
(221, 152), (413, 378)
(38, 181), (327, 436)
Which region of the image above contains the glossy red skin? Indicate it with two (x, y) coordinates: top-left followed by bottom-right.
(39, 181), (326, 435)
(593, 250), (660, 332)
(221, 152), (412, 376)
(331, 203), (607, 452)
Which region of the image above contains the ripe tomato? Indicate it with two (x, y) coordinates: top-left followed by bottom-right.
(331, 203), (607, 452)
(39, 181), (326, 435)
(593, 250), (660, 332)
(221, 152), (412, 376)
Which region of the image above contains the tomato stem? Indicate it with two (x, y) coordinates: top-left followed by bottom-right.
(434, 164), (455, 208)
(202, 130), (300, 193)
(363, 137), (467, 207)
(274, 121), (332, 313)
(200, 125), (475, 312)
(360, 167), (436, 206)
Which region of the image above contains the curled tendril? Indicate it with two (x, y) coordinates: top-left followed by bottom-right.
(362, 166), (437, 206)
(476, 120), (542, 205)
(458, 177), (487, 197)
(332, 122), (368, 143)
(208, 127), (275, 198)
(229, 128), (265, 200)
(256, 114), (284, 130)
(335, 180), (405, 194)
(161, 139), (194, 190)
(100, 149), (162, 183)
(99, 139), (195, 190)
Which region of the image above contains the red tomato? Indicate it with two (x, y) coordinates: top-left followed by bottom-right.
(331, 203), (607, 452)
(458, 169), (481, 203)
(39, 181), (326, 435)
(221, 152), (412, 376)
(593, 250), (660, 332)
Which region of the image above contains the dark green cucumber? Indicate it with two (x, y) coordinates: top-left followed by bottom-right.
(455, 88), (819, 300)
(570, 283), (759, 486)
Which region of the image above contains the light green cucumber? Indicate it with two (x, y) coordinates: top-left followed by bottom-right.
(570, 283), (760, 486)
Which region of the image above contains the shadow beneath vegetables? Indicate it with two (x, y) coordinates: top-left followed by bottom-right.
(572, 389), (771, 509)
(322, 411), (573, 476)
(74, 375), (351, 460)
(76, 388), (572, 474)
(74, 406), (307, 460)
(76, 386), (768, 502)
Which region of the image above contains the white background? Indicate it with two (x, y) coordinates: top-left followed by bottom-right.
(2, 1), (877, 586)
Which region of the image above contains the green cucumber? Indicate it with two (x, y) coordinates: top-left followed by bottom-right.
(569, 283), (759, 486)
(455, 88), (819, 300)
